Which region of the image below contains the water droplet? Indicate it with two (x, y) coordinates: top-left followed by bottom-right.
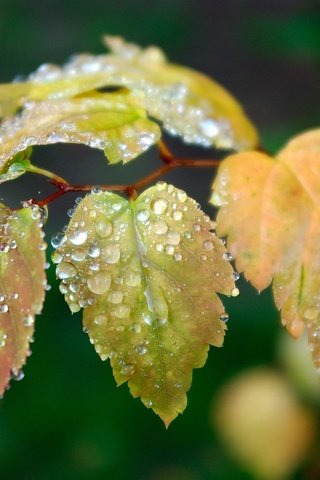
(9, 240), (17, 249)
(12, 370), (24, 381)
(87, 271), (111, 294)
(136, 343), (147, 355)
(173, 210), (183, 221)
(69, 303), (81, 313)
(114, 304), (130, 318)
(165, 245), (174, 255)
(131, 323), (141, 333)
(177, 190), (187, 202)
(23, 313), (34, 326)
(0, 331), (8, 347)
(151, 198), (168, 214)
(232, 272), (240, 281)
(51, 251), (62, 264)
(113, 203), (122, 211)
(104, 244), (120, 264)
(184, 232), (192, 240)
(56, 261), (77, 279)
(59, 283), (68, 294)
(0, 304), (8, 313)
(143, 398), (152, 408)
(89, 262), (100, 271)
(193, 223), (201, 231)
(231, 287), (240, 297)
(203, 240), (213, 250)
(69, 230), (88, 245)
(108, 291), (123, 304)
(51, 232), (65, 248)
(156, 181), (167, 191)
(155, 243), (164, 252)
(223, 252), (233, 261)
(94, 314), (107, 325)
(126, 272), (141, 287)
(153, 220), (168, 235)
(220, 313), (229, 322)
(71, 248), (86, 262)
(174, 253), (182, 261)
(137, 210), (150, 222)
(95, 220), (112, 238)
(200, 254), (207, 261)
(69, 282), (79, 293)
(91, 186), (102, 194)
(166, 231), (180, 245)
(88, 244), (100, 258)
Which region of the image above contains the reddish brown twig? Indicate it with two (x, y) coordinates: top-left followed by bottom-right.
(32, 141), (221, 207)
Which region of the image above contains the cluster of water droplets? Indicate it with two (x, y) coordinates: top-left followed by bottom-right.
(0, 95), (160, 165)
(136, 181), (239, 304)
(51, 189), (136, 319)
(2, 36), (239, 166)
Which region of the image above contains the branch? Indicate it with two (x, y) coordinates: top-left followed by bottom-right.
(31, 141), (222, 207)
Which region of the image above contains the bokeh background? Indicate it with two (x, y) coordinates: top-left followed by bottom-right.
(1, 0), (320, 478)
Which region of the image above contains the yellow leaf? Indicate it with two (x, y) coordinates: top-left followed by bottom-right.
(0, 93), (160, 179)
(211, 129), (320, 366)
(0, 36), (258, 153)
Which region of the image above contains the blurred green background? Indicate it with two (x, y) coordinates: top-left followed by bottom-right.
(1, 0), (320, 478)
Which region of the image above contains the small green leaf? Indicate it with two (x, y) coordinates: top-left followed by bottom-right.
(53, 183), (237, 425)
(0, 204), (47, 396)
(0, 148), (32, 184)
(0, 93), (160, 182)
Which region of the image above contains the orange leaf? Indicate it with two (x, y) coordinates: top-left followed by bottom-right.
(211, 129), (320, 366)
(0, 204), (47, 395)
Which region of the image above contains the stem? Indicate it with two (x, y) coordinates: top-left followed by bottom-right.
(32, 141), (221, 207)
(26, 163), (69, 185)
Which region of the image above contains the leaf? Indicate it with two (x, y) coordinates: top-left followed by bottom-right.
(53, 183), (237, 425)
(210, 128), (320, 367)
(0, 148), (33, 184)
(0, 36), (258, 154)
(0, 204), (47, 396)
(0, 93), (160, 182)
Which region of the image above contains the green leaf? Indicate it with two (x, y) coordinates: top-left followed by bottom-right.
(53, 183), (237, 425)
(0, 148), (32, 184)
(0, 93), (161, 183)
(0, 204), (47, 396)
(0, 36), (258, 155)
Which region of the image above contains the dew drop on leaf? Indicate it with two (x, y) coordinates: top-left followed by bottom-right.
(87, 271), (111, 294)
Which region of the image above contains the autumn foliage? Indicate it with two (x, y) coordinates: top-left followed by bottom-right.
(0, 36), (318, 426)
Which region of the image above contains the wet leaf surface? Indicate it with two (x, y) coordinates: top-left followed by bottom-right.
(53, 183), (237, 425)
